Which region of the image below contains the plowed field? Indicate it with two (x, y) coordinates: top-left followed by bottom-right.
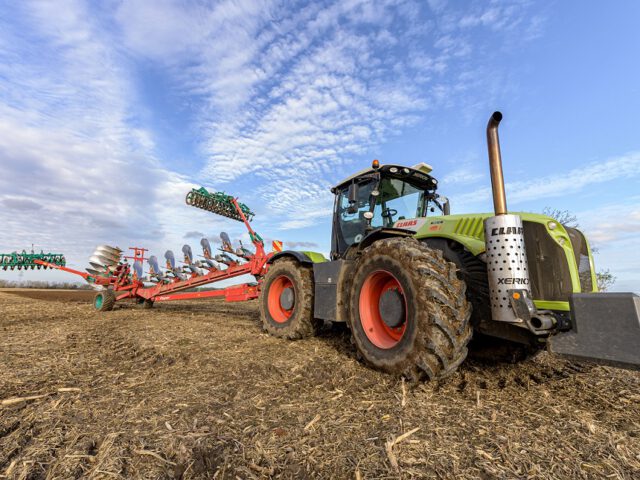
(1, 289), (639, 479)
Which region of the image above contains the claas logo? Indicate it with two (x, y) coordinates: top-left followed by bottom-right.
(272, 240), (283, 252)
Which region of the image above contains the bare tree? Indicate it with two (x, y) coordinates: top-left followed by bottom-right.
(595, 269), (616, 292)
(542, 207), (579, 228)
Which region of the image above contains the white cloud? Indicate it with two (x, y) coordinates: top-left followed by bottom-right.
(113, 0), (541, 230)
(0, 1), (215, 277)
(441, 164), (485, 186)
(453, 151), (640, 209)
(577, 203), (640, 294)
(577, 201), (640, 245)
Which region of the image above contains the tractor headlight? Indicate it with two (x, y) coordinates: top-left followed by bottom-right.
(390, 167), (398, 173)
(548, 221), (558, 230)
(363, 212), (374, 220)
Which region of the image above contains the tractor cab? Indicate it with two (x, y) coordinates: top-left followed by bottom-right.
(330, 162), (448, 258)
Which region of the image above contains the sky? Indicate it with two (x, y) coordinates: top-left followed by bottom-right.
(0, 0), (638, 293)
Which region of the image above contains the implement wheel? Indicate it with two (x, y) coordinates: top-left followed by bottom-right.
(260, 258), (320, 339)
(348, 237), (472, 381)
(94, 290), (116, 312)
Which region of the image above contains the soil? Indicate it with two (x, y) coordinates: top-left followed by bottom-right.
(0, 289), (638, 479)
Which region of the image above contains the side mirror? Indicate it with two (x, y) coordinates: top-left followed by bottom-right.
(347, 183), (359, 214)
(441, 196), (451, 215)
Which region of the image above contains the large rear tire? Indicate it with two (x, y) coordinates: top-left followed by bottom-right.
(94, 290), (116, 312)
(348, 237), (472, 381)
(259, 258), (320, 339)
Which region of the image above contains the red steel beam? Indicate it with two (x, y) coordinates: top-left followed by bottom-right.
(153, 283), (258, 302)
(34, 260), (92, 280)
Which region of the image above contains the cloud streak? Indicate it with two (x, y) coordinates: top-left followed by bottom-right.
(115, 0), (542, 230)
(453, 151), (640, 210)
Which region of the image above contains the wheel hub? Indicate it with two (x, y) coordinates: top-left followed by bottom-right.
(280, 287), (295, 311)
(379, 288), (405, 328)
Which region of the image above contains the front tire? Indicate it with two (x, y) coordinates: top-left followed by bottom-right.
(94, 290), (116, 312)
(259, 258), (320, 339)
(348, 238), (472, 381)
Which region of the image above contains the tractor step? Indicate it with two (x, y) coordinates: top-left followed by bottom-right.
(548, 293), (640, 370)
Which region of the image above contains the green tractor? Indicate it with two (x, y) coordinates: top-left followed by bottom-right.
(259, 111), (640, 380)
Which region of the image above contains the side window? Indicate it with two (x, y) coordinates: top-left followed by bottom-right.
(338, 181), (379, 245)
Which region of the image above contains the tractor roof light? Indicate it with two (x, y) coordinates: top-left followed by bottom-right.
(372, 159), (380, 169)
(548, 221), (558, 230)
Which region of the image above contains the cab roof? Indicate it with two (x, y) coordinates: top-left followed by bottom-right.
(331, 162), (437, 192)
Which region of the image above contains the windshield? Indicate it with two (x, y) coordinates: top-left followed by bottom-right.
(336, 177), (429, 245)
(373, 177), (426, 226)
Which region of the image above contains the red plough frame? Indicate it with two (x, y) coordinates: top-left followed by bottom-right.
(35, 198), (272, 304)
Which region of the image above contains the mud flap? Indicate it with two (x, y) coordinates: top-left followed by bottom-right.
(548, 293), (640, 370)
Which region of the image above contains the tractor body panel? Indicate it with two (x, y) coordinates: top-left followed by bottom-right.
(268, 250), (327, 265)
(312, 260), (344, 321)
(549, 293), (640, 370)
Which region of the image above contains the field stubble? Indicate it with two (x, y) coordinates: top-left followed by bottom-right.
(0, 289), (638, 479)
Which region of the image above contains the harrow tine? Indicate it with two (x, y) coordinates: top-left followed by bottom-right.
(185, 187), (255, 222)
(0, 249), (66, 270)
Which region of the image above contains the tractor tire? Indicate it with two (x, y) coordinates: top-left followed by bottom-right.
(259, 258), (320, 339)
(94, 290), (116, 312)
(348, 237), (472, 381)
(142, 299), (154, 309)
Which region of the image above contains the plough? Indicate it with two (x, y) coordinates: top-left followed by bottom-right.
(11, 191), (275, 310)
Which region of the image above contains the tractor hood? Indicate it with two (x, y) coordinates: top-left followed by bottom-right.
(401, 212), (599, 310)
(396, 212), (559, 256)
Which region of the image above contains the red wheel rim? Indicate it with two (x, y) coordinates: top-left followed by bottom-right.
(359, 270), (407, 349)
(267, 275), (295, 323)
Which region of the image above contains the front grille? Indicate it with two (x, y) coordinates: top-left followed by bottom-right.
(522, 221), (574, 302)
(565, 227), (594, 292)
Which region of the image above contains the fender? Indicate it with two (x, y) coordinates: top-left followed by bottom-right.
(267, 250), (327, 265)
(357, 227), (414, 251)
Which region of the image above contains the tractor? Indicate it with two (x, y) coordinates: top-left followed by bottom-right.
(259, 112), (640, 380)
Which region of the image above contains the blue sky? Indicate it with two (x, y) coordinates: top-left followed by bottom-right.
(0, 0), (638, 292)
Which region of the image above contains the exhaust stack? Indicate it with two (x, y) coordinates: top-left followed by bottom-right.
(483, 112), (536, 325)
(486, 111), (507, 215)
